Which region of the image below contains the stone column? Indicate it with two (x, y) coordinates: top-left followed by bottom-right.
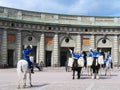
(0, 32), (1, 63)
(39, 33), (45, 63)
(90, 34), (95, 49)
(36, 42), (40, 63)
(1, 29), (7, 64)
(16, 31), (22, 64)
(76, 34), (81, 51)
(113, 35), (118, 65)
(52, 33), (59, 67)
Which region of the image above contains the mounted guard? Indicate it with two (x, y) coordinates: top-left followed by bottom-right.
(22, 45), (34, 73)
(90, 48), (100, 79)
(68, 49), (83, 79)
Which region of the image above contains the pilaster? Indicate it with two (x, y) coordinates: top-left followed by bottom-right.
(39, 33), (45, 63)
(52, 33), (59, 67)
(90, 34), (95, 49)
(1, 29), (7, 64)
(76, 34), (81, 51)
(113, 35), (118, 65)
(16, 31), (22, 64)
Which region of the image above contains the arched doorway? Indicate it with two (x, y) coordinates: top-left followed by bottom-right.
(97, 38), (112, 59)
(60, 37), (75, 66)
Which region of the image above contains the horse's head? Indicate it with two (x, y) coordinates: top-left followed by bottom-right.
(29, 56), (34, 63)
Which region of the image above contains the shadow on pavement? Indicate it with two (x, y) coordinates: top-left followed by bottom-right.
(24, 83), (49, 89)
(32, 83), (49, 88)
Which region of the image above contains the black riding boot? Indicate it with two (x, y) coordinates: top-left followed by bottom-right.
(30, 64), (34, 73)
(31, 68), (34, 73)
(111, 63), (113, 69)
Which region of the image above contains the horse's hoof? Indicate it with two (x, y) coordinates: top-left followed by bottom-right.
(91, 76), (94, 79)
(17, 86), (20, 89)
(77, 77), (80, 79)
(30, 84), (33, 87)
(73, 77), (74, 80)
(96, 75), (99, 79)
(23, 85), (26, 88)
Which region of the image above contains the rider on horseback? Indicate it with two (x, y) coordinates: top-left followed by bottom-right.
(69, 49), (83, 79)
(104, 51), (113, 68)
(22, 45), (34, 73)
(90, 49), (99, 66)
(69, 49), (80, 67)
(90, 48), (100, 79)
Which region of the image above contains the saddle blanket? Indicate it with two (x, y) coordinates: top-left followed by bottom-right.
(78, 57), (84, 67)
(98, 56), (104, 64)
(87, 57), (93, 66)
(68, 58), (74, 67)
(68, 57), (84, 67)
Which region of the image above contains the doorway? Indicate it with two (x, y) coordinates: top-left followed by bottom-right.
(60, 47), (74, 66)
(60, 51), (67, 66)
(46, 51), (52, 66)
(7, 50), (14, 67)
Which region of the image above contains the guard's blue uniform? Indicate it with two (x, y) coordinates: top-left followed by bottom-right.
(89, 49), (93, 57)
(89, 52), (93, 57)
(70, 50), (81, 68)
(98, 51), (102, 56)
(107, 53), (112, 60)
(104, 53), (112, 64)
(79, 53), (84, 58)
(71, 51), (80, 60)
(91, 50), (99, 58)
(22, 47), (34, 68)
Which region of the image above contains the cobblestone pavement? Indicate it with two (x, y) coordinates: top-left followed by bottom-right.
(0, 67), (120, 90)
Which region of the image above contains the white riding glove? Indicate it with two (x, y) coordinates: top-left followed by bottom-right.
(24, 45), (27, 49)
(30, 45), (33, 48)
(69, 49), (72, 54)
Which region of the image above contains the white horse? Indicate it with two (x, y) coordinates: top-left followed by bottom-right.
(86, 57), (93, 76)
(104, 58), (112, 76)
(98, 55), (104, 76)
(17, 56), (34, 89)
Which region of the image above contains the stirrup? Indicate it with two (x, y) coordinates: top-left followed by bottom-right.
(30, 67), (34, 73)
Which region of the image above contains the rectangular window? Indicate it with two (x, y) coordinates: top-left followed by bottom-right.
(82, 38), (89, 45)
(8, 34), (15, 42)
(46, 37), (53, 45)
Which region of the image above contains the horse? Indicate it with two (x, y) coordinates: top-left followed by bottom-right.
(98, 55), (104, 76)
(72, 58), (83, 79)
(104, 58), (112, 76)
(17, 56), (34, 89)
(65, 60), (71, 72)
(91, 57), (100, 79)
(85, 57), (93, 76)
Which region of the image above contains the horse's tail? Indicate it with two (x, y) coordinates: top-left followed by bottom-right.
(17, 60), (23, 74)
(21, 65), (23, 72)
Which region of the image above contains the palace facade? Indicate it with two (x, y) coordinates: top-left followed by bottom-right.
(0, 6), (120, 68)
